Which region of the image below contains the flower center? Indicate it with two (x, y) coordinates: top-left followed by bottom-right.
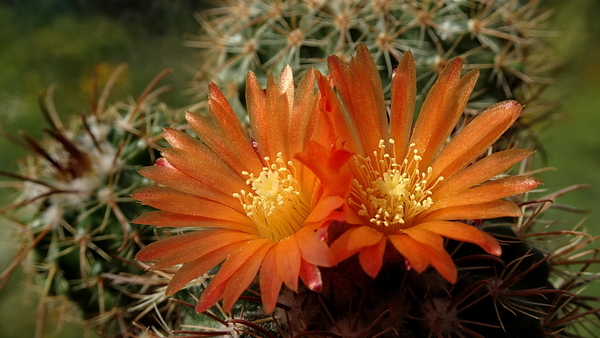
(349, 140), (443, 234)
(234, 152), (310, 242)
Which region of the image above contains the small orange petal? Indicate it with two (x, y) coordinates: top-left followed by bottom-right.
(166, 242), (241, 297)
(419, 200), (522, 223)
(133, 187), (249, 224)
(222, 242), (272, 311)
(432, 176), (542, 211)
(294, 227), (331, 267)
(434, 148), (535, 198)
(409, 56), (463, 157)
(276, 236), (301, 291)
(132, 211), (253, 232)
(388, 234), (429, 273)
(260, 247), (283, 314)
(330, 226), (384, 264)
(415, 221), (502, 256)
(430, 100), (523, 180)
(152, 231), (255, 270)
(138, 165), (242, 213)
(358, 237), (387, 278)
(390, 50), (416, 159)
(196, 238), (271, 312)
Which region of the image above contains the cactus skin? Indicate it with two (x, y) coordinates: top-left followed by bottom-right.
(0, 66), (188, 336)
(189, 0), (554, 133)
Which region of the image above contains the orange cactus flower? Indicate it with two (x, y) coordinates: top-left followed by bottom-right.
(322, 45), (541, 283)
(133, 66), (352, 313)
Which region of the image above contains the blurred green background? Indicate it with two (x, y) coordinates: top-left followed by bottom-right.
(0, 0), (599, 337)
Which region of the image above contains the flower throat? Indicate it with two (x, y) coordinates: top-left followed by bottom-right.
(349, 140), (443, 234)
(234, 152), (310, 242)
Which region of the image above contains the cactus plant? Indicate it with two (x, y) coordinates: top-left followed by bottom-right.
(1, 1), (599, 338)
(0, 65), (190, 336)
(189, 0), (554, 136)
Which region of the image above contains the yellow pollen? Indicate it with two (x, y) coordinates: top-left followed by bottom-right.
(349, 140), (443, 233)
(233, 152), (310, 242)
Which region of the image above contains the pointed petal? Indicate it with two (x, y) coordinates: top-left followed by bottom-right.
(329, 226), (384, 264)
(358, 237), (387, 278)
(195, 279), (227, 313)
(419, 200), (522, 222)
(196, 238), (271, 312)
(136, 230), (225, 262)
(132, 187), (250, 223)
(138, 165), (242, 212)
(260, 247), (283, 314)
(276, 235), (301, 291)
(430, 100), (523, 180)
(390, 232), (457, 283)
(222, 242), (272, 311)
(206, 85), (262, 173)
(316, 71), (361, 153)
(166, 242), (241, 297)
(299, 259), (323, 292)
(152, 231), (256, 270)
(403, 227), (444, 251)
(388, 234), (429, 273)
(160, 147), (247, 194)
(246, 71), (268, 157)
(432, 176), (542, 210)
(346, 44), (388, 150)
(187, 110), (262, 174)
(132, 211), (253, 232)
(288, 67), (320, 156)
(409, 56), (463, 157)
(416, 221), (502, 256)
(294, 227), (331, 267)
(390, 50), (416, 159)
(420, 69), (480, 167)
(434, 148), (535, 198)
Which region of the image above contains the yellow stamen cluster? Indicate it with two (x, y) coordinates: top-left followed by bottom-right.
(233, 152), (310, 242)
(349, 140), (443, 233)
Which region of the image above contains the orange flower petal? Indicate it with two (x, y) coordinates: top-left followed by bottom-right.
(245, 71), (268, 156)
(136, 230), (225, 262)
(206, 85), (264, 173)
(196, 238), (271, 313)
(133, 187), (249, 223)
(160, 147), (247, 194)
(316, 71), (361, 154)
(388, 234), (429, 273)
(259, 247), (283, 314)
(389, 232), (457, 283)
(358, 237), (387, 278)
(409, 56), (462, 157)
(403, 227), (444, 251)
(390, 50), (416, 159)
(222, 242), (273, 311)
(434, 148), (535, 198)
(430, 100), (523, 180)
(415, 221), (501, 256)
(294, 227), (332, 267)
(419, 200), (523, 223)
(420, 69), (479, 168)
(166, 242), (241, 297)
(276, 235), (301, 291)
(195, 279), (227, 313)
(330, 226), (384, 264)
(152, 231), (256, 270)
(138, 165), (242, 212)
(132, 211), (254, 232)
(186, 111), (262, 175)
(432, 176), (542, 210)
(289, 67), (320, 156)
